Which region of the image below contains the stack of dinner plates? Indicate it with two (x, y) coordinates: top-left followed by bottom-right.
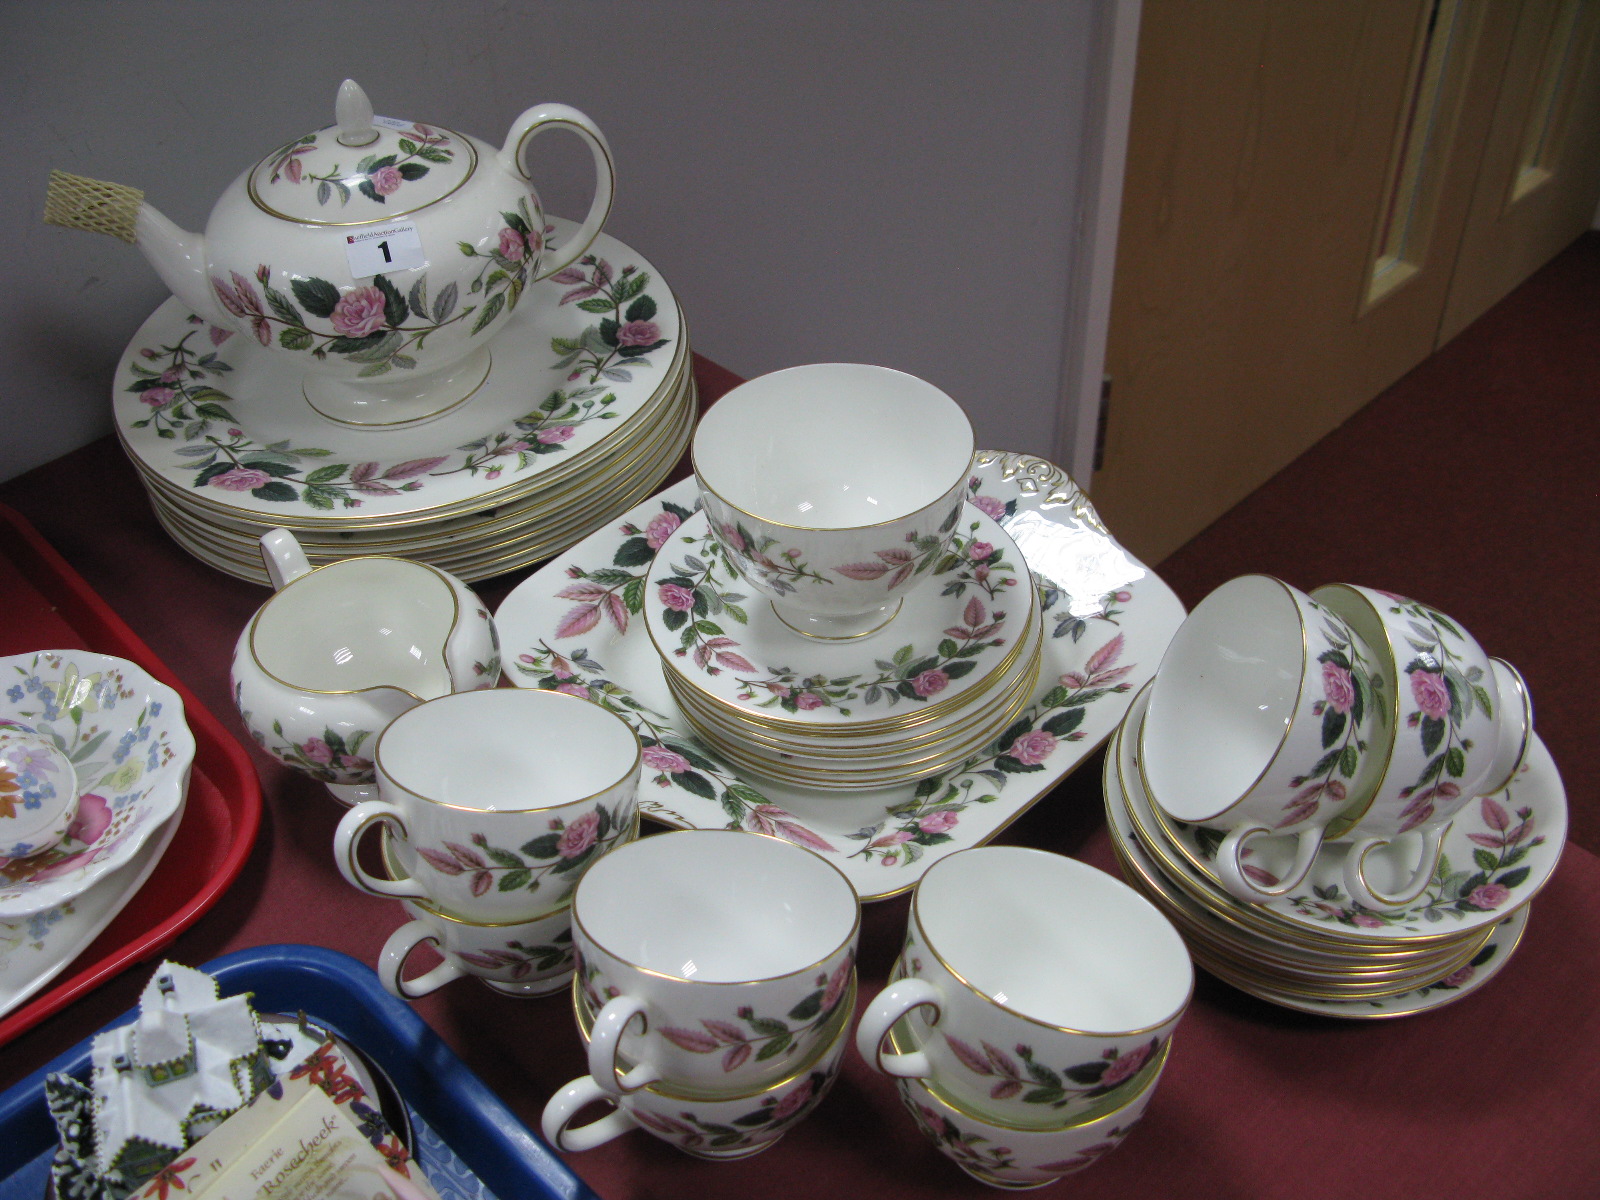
(642, 503), (1045, 791)
(110, 222), (692, 585)
(1103, 680), (1563, 1016)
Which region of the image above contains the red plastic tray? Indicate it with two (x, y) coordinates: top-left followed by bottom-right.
(0, 501), (261, 1045)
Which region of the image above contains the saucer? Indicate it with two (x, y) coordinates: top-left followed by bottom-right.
(0, 651), (194, 918)
(114, 218), (683, 528)
(495, 451), (1184, 900)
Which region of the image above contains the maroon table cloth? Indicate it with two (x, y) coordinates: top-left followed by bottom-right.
(1, 283), (1596, 1200)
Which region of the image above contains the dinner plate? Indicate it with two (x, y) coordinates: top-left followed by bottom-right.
(495, 450), (1183, 900)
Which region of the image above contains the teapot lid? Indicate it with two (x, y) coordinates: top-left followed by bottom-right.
(246, 80), (478, 226)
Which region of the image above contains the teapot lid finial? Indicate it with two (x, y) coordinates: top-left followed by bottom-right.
(335, 79), (379, 148)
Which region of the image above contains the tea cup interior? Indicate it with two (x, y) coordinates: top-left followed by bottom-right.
(917, 847), (1190, 1032)
(251, 558), (457, 697)
(576, 831), (856, 982)
(693, 364), (973, 528)
(1143, 574), (1306, 821)
(379, 689), (639, 813)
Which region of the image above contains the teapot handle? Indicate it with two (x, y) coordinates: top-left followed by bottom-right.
(497, 104), (615, 283)
(260, 528), (313, 591)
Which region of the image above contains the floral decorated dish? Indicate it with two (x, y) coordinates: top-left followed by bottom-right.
(495, 451), (1184, 900)
(0, 652), (193, 917)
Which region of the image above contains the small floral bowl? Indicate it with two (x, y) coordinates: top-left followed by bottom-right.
(0, 651), (193, 918)
(0, 730), (79, 860)
(895, 1035), (1169, 1189)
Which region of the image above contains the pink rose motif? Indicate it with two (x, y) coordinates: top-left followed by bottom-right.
(643, 745), (690, 774)
(1442, 965), (1475, 987)
(497, 227), (527, 262)
(66, 794), (111, 846)
(369, 165), (403, 195)
(338, 755), (372, 772)
(159, 367), (182, 384)
(1322, 662), (1355, 714)
(1467, 883), (1511, 910)
(968, 541), (994, 562)
(822, 954), (853, 1010)
(1007, 729), (1057, 766)
(645, 511), (682, 549)
(972, 494), (1006, 519)
(1352, 912), (1384, 929)
(1100, 1040), (1154, 1087)
(794, 692), (825, 711)
(210, 467), (272, 492)
(557, 810), (601, 858)
(329, 286), (388, 338)
(912, 669), (950, 698)
(1410, 669), (1451, 721)
(616, 320), (660, 347)
(141, 387), (175, 408)
(300, 738), (334, 765)
(555, 682), (589, 699)
(659, 583), (696, 612)
(536, 426), (575, 444)
(919, 810), (959, 834)
(769, 1077), (815, 1121)
(717, 523), (746, 553)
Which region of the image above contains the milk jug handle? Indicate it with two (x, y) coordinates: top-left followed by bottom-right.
(260, 528), (313, 591)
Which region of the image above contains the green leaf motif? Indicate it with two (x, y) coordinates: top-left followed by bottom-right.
(291, 276), (341, 319)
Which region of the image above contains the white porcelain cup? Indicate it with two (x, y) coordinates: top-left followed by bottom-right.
(0, 730), (78, 860)
(692, 363), (975, 640)
(574, 829), (859, 1097)
(543, 979), (852, 1160)
(1312, 585), (1535, 910)
(896, 1037), (1168, 1189)
(333, 688), (641, 922)
(379, 895), (575, 999)
(855, 846), (1190, 1129)
(1139, 574), (1387, 903)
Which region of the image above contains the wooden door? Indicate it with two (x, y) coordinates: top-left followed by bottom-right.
(1091, 0), (1600, 565)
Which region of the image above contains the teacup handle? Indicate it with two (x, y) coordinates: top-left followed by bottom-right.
(498, 104), (615, 284)
(1343, 823), (1451, 913)
(541, 1073), (638, 1152)
(379, 920), (464, 999)
(332, 801), (426, 901)
(853, 977), (942, 1078)
(587, 995), (662, 1095)
(259, 527), (313, 591)
(1215, 824), (1324, 903)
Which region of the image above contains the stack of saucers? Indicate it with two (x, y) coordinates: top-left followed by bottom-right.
(1103, 575), (1563, 1016)
(112, 223), (692, 585)
(641, 363), (1043, 791)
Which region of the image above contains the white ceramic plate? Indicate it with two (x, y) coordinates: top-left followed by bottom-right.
(495, 451), (1184, 900)
(0, 651), (195, 918)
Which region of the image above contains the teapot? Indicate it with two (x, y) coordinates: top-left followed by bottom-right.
(46, 80), (613, 427)
(231, 528), (501, 805)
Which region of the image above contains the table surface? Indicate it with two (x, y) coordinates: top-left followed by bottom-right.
(0, 348), (1595, 1200)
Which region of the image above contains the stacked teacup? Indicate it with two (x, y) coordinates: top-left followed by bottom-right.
(857, 846), (1193, 1189)
(331, 688), (643, 1000)
(1107, 575), (1548, 1011)
(542, 829), (861, 1160)
(643, 363), (1045, 790)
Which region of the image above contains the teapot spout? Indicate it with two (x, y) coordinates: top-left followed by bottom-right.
(44, 170), (223, 324)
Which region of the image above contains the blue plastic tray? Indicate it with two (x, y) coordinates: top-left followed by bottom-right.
(0, 944), (597, 1200)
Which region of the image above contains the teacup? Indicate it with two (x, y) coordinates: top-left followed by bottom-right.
(692, 363), (974, 640)
(896, 1035), (1169, 1189)
(0, 730), (78, 859)
(333, 688), (641, 922)
(1139, 574), (1387, 903)
(231, 528), (500, 805)
(543, 977), (853, 1159)
(574, 828), (859, 1097)
(379, 894), (575, 999)
(855, 846), (1190, 1129)
(1312, 585), (1532, 910)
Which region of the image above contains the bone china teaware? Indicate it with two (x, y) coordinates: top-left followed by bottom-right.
(692, 363), (974, 640)
(231, 528), (499, 804)
(1139, 574), (1386, 903)
(46, 79), (614, 427)
(574, 829), (859, 1097)
(334, 687), (640, 922)
(855, 845), (1190, 1129)
(0, 730), (78, 860)
(379, 894), (576, 1000)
